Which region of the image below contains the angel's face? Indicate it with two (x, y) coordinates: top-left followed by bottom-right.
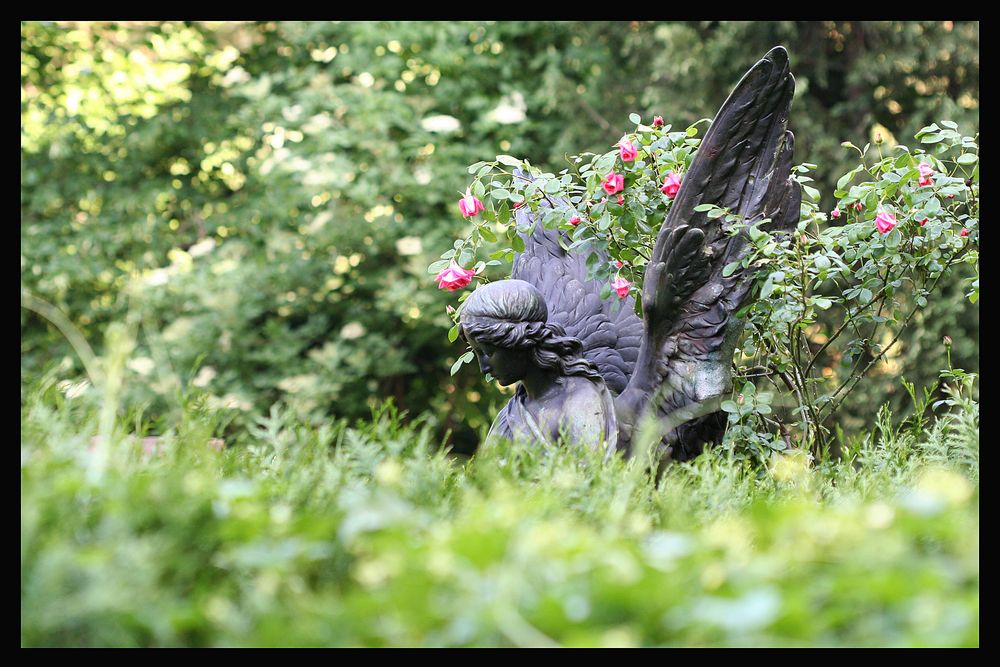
(467, 337), (532, 387)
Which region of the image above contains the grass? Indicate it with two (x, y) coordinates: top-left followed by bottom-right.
(20, 371), (979, 647)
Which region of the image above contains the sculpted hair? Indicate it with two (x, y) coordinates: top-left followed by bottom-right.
(459, 280), (602, 381)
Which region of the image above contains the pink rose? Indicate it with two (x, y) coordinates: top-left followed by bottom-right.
(875, 210), (897, 234)
(653, 116), (664, 127)
(960, 228), (969, 237)
(569, 216), (581, 226)
(619, 139), (638, 162)
(946, 194), (955, 199)
(614, 260), (623, 268)
(919, 162), (934, 178)
(919, 176), (934, 187)
(855, 202), (863, 211)
(660, 171), (682, 198)
(513, 201), (524, 209)
(435, 261), (477, 291)
(830, 208), (841, 219)
(919, 218), (928, 227)
(602, 173), (624, 195)
(610, 276), (631, 299)
(616, 195), (624, 205)
(458, 190), (485, 218)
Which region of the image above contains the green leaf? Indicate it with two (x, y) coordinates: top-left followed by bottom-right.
(956, 153), (978, 165)
(628, 112), (642, 124)
(722, 261), (741, 278)
(760, 277), (775, 299)
(450, 351), (474, 375)
(479, 226), (496, 243)
(496, 154), (522, 167)
(837, 167), (860, 191)
(447, 323), (459, 343)
(492, 188), (511, 200)
(511, 234), (525, 253)
(543, 179), (562, 194)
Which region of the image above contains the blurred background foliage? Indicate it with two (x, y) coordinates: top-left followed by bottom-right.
(21, 21), (979, 452)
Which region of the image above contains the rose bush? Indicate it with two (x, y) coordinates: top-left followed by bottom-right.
(431, 114), (979, 459)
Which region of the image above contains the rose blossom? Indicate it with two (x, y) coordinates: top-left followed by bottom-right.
(569, 215), (581, 226)
(875, 210), (897, 234)
(610, 276), (631, 298)
(653, 116), (664, 127)
(602, 172), (624, 195)
(830, 208), (841, 219)
(918, 162), (935, 186)
(960, 228), (969, 237)
(618, 138), (638, 162)
(919, 218), (928, 227)
(435, 261), (477, 291)
(616, 195), (624, 205)
(855, 202), (863, 211)
(660, 171), (682, 198)
(457, 190), (485, 218)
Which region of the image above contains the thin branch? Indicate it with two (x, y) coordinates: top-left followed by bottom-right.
(579, 97), (612, 131)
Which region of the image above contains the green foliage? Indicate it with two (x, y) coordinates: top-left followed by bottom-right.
(21, 372), (978, 646)
(21, 22), (979, 451)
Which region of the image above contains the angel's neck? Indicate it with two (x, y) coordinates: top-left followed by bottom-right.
(519, 367), (562, 401)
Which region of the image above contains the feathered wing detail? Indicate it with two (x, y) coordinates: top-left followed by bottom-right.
(617, 46), (801, 459)
(510, 197), (644, 395)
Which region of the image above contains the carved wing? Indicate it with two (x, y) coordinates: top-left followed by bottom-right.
(511, 197), (643, 395)
(617, 46), (801, 459)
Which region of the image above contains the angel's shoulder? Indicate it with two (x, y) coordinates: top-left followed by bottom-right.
(563, 375), (608, 403)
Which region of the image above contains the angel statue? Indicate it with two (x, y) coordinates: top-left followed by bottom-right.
(457, 47), (801, 461)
